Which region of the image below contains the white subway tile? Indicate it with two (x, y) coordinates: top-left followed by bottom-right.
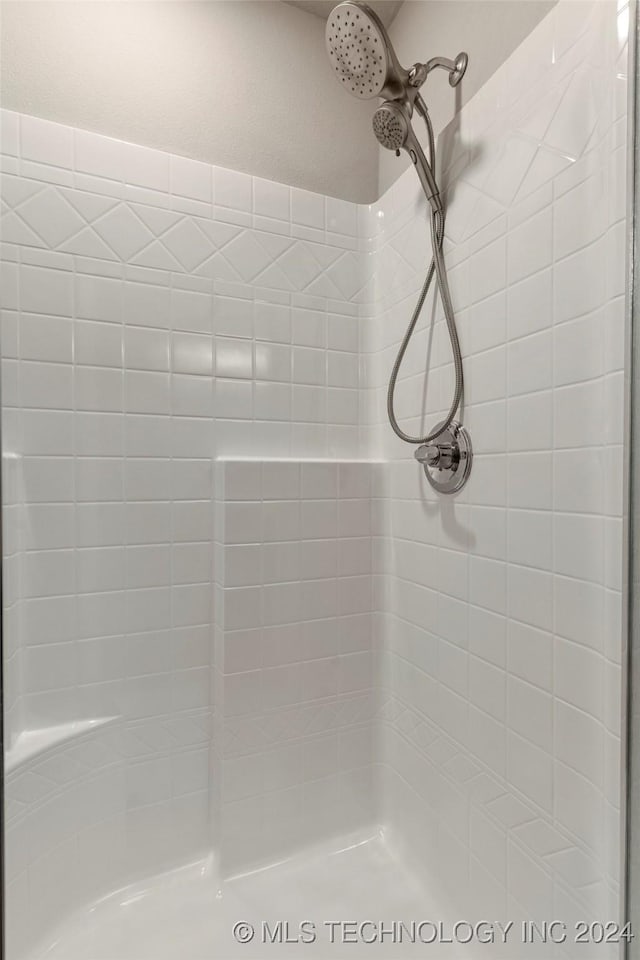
(507, 208), (552, 283)
(253, 177), (290, 221)
(123, 142), (170, 192)
(21, 115), (73, 168)
(292, 188), (325, 229)
(125, 327), (170, 372)
(75, 130), (124, 181)
(215, 338), (253, 379)
(75, 275), (123, 323)
(215, 167), (252, 213)
(170, 155), (212, 202)
(172, 333), (213, 376)
(21, 314), (72, 363)
(20, 265), (73, 316)
(75, 320), (123, 368)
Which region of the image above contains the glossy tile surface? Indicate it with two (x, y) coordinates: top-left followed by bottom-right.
(214, 460), (379, 876)
(1, 91), (366, 959)
(364, 0), (628, 944)
(32, 837), (456, 960)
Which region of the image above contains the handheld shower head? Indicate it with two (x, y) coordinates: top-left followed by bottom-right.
(372, 101), (406, 151)
(325, 0), (408, 101)
(372, 101), (442, 212)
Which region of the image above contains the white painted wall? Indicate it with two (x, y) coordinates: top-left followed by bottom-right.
(1, 0), (556, 203)
(378, 0), (556, 194)
(0, 0), (378, 202)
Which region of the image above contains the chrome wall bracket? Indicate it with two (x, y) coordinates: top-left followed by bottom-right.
(414, 420), (472, 494)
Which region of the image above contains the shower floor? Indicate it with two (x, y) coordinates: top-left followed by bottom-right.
(30, 834), (467, 960)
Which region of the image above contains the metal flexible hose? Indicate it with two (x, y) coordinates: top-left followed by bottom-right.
(386, 107), (464, 445)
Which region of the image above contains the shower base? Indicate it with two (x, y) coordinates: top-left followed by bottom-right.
(29, 834), (467, 960)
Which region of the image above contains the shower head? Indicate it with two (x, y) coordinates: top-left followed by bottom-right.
(325, 1), (468, 104)
(326, 0), (466, 212)
(325, 0), (409, 101)
(372, 101), (442, 212)
(372, 100), (408, 151)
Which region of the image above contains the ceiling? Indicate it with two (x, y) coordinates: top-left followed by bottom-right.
(285, 0), (403, 28)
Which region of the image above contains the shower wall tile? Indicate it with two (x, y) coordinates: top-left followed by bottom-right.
(0, 114), (366, 699)
(213, 459), (379, 877)
(0, 108), (366, 959)
(367, 0), (628, 946)
(4, 712), (209, 957)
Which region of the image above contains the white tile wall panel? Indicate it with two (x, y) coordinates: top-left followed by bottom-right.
(214, 459), (378, 877)
(1, 103), (364, 958)
(366, 0), (628, 947)
(4, 713), (209, 959)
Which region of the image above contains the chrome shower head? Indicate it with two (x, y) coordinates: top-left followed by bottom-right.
(326, 0), (466, 213)
(326, 1), (468, 104)
(325, 0), (408, 101)
(373, 101), (442, 213)
(372, 101), (408, 151)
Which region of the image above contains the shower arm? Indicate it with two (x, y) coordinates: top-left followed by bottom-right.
(409, 53), (469, 90)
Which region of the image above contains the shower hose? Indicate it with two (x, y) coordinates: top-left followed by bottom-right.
(386, 102), (464, 445)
